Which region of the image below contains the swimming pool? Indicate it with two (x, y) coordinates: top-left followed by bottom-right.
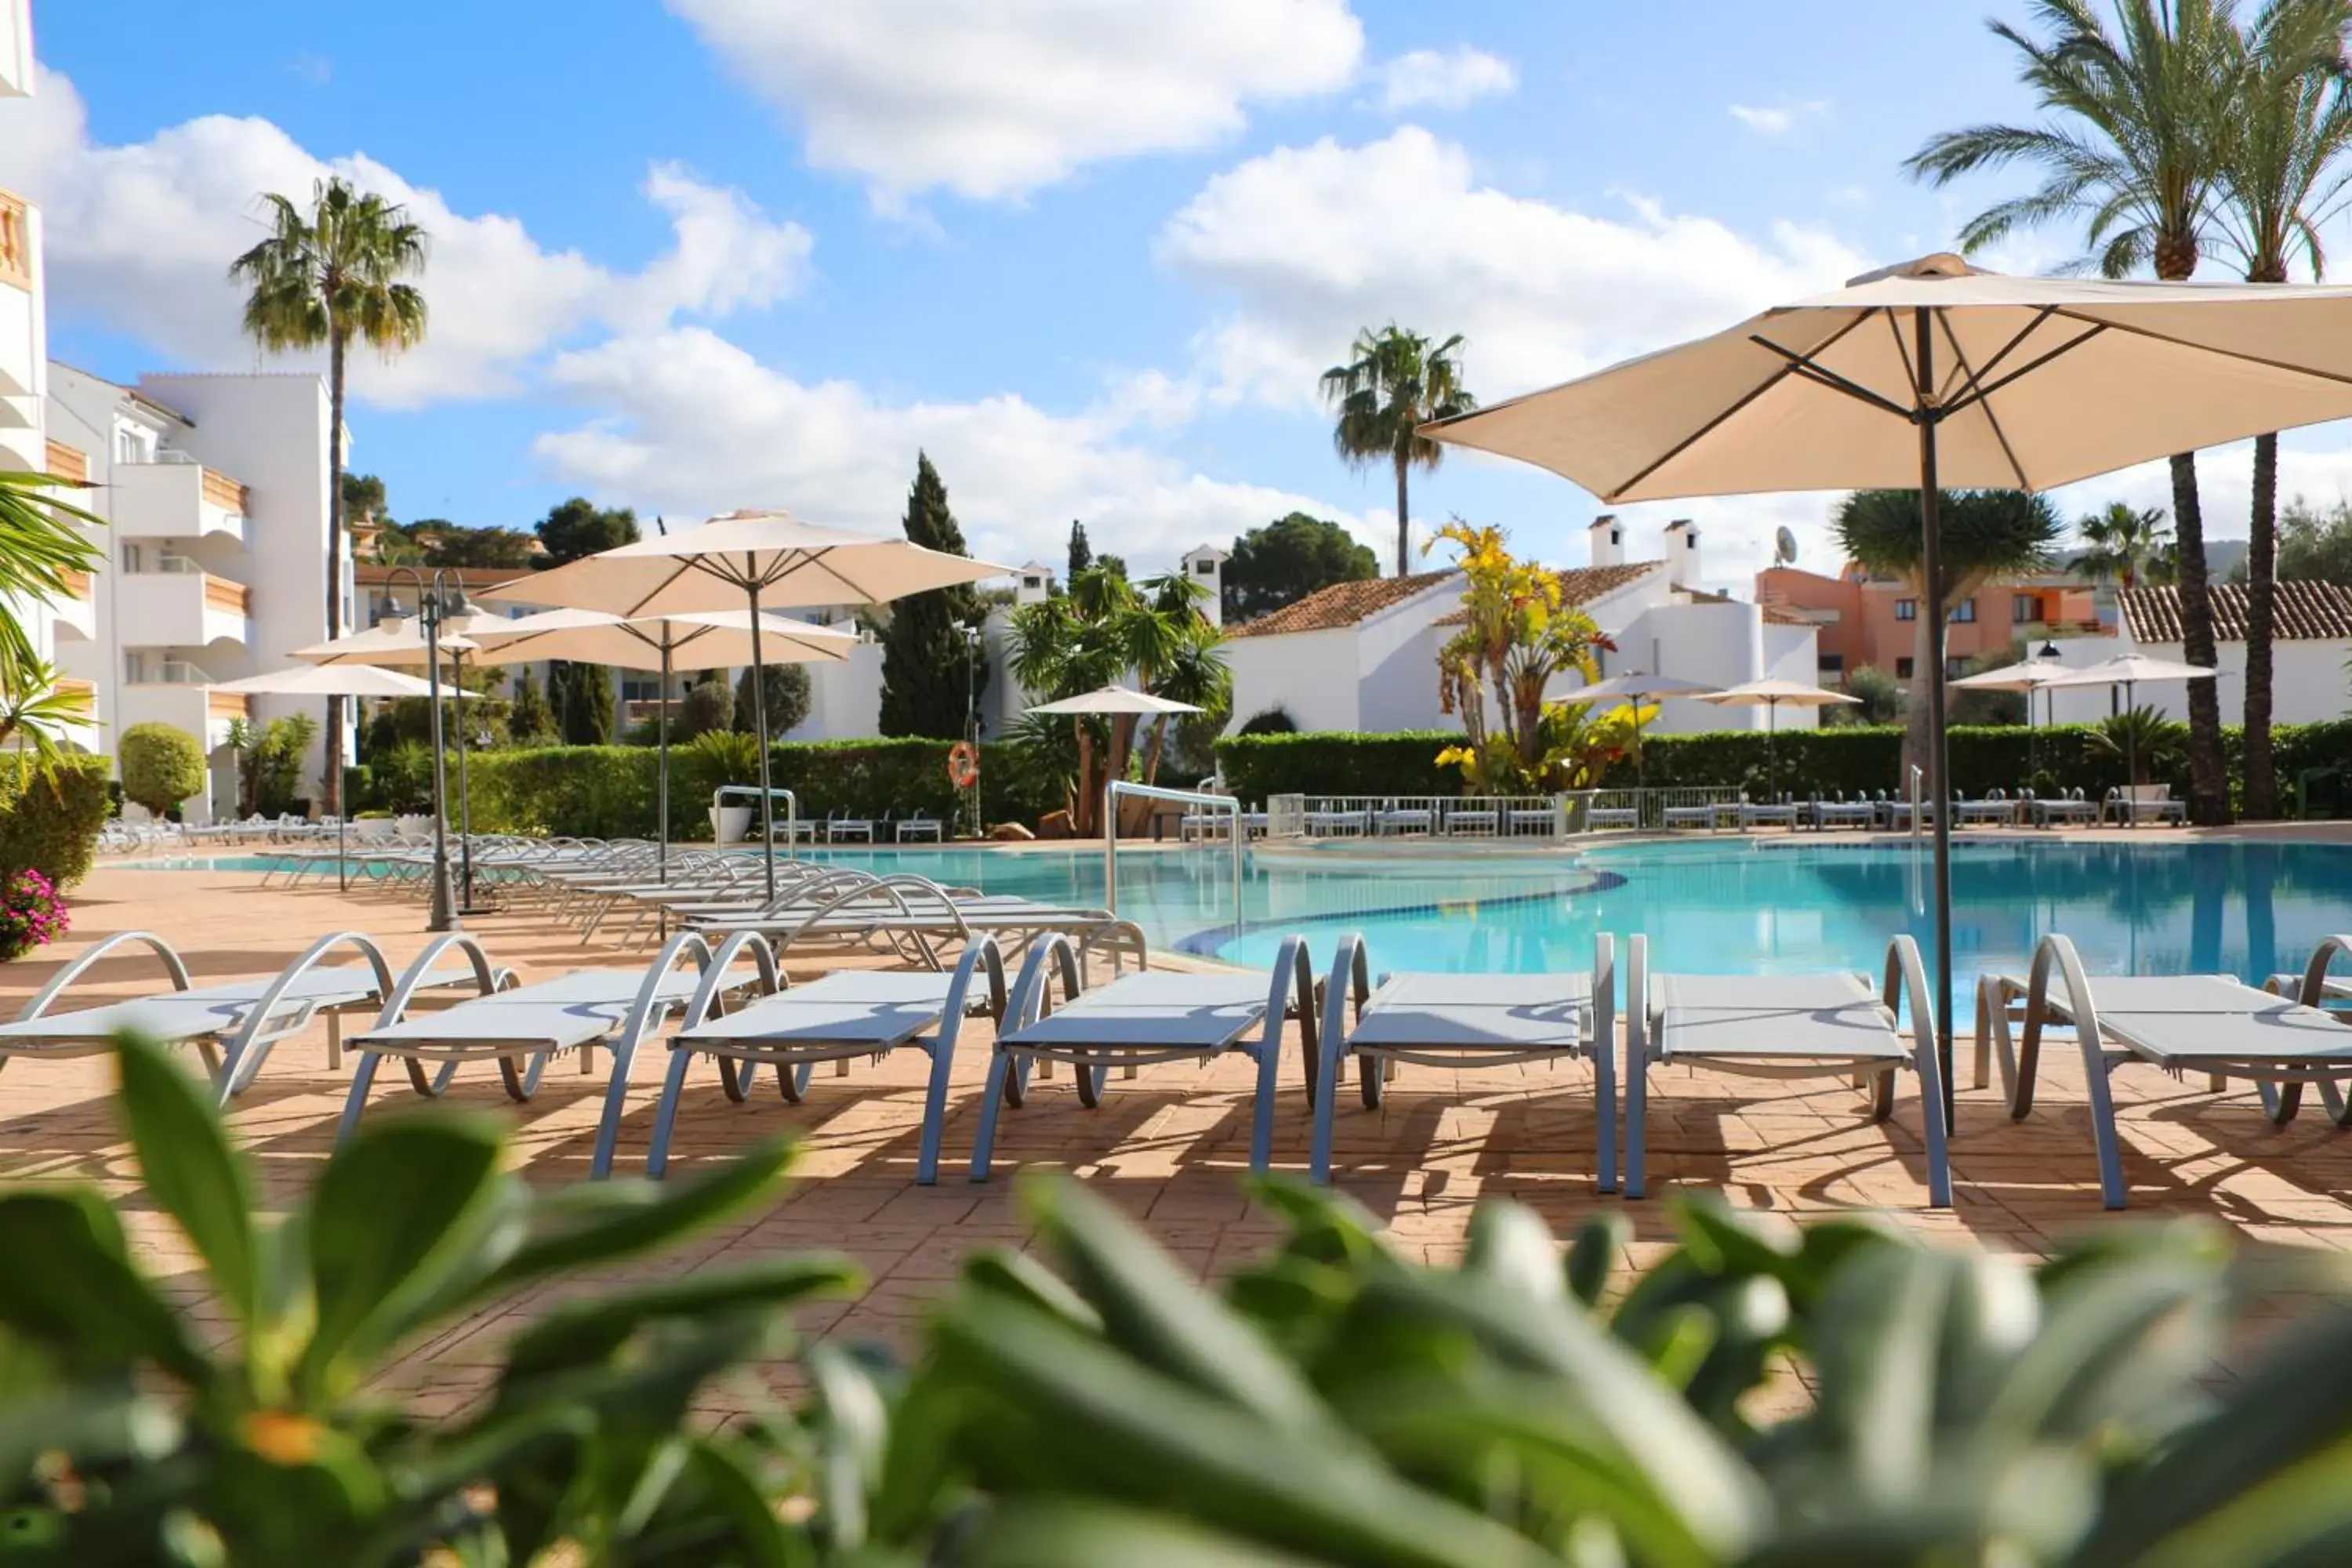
(120, 838), (2352, 1008)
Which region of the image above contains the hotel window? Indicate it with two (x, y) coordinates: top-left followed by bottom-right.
(1946, 656), (1969, 679)
(1896, 657), (1915, 679)
(1894, 598), (1918, 621)
(2013, 593), (2039, 622)
(1950, 598), (1977, 623)
(1817, 652), (1846, 673)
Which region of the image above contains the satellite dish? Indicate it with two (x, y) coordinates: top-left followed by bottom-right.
(1773, 526), (1799, 567)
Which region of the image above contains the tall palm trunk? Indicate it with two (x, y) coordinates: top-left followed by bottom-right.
(2156, 234), (2230, 825)
(1073, 720), (1096, 835)
(2245, 429), (2280, 818)
(1903, 596), (1936, 782)
(2170, 451), (2230, 822)
(1392, 452), (1410, 577)
(324, 332), (347, 820)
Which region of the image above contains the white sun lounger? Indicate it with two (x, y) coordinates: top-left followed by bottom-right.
(1305, 809), (1368, 837)
(895, 813), (943, 843)
(336, 933), (739, 1140)
(1312, 937), (1616, 1190)
(1443, 806), (1498, 836)
(1810, 798), (1877, 829)
(1738, 802), (1800, 830)
(619, 932), (1008, 1184)
(969, 933), (1319, 1181)
(1663, 801), (1733, 831)
(1976, 933), (2352, 1209)
(1628, 935), (1951, 1207)
(0, 930), (493, 1100)
(1955, 794), (2019, 826)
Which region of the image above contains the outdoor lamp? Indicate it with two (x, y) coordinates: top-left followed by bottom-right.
(2038, 641), (2060, 660)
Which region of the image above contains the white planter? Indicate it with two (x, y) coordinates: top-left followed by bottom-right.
(710, 804), (753, 844)
(352, 818), (396, 843)
(395, 814), (434, 839)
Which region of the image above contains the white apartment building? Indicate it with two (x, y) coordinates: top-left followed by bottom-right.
(0, 0), (90, 746)
(47, 365), (342, 819)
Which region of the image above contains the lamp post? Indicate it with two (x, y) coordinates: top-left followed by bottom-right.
(961, 622), (982, 839)
(373, 568), (474, 932)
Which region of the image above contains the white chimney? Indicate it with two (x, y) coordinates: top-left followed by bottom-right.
(1664, 518), (1700, 590)
(1181, 543), (1229, 626)
(1588, 512), (1625, 568)
(1014, 561), (1056, 606)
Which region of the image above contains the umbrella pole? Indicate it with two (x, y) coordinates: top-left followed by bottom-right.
(2125, 677), (2137, 831)
(1915, 307), (1957, 1127)
(658, 641), (672, 884)
(1767, 697), (1777, 802)
(453, 651), (478, 914)
(748, 586), (775, 903)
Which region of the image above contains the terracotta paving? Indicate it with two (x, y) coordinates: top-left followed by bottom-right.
(8, 854), (2352, 1414)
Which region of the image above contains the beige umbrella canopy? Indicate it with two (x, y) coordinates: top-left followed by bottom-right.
(1700, 679), (1858, 800)
(2038, 655), (2218, 823)
(291, 617), (481, 669)
(484, 511), (1011, 902)
(213, 663), (446, 699)
(1422, 249), (2352, 1111)
(463, 608), (859, 877)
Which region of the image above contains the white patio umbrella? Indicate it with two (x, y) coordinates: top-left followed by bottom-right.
(1423, 250), (2352, 1109)
(463, 608), (856, 878)
(1025, 684), (1201, 715)
(2036, 654), (2217, 826)
(1565, 670), (1721, 788)
(296, 615), (500, 911)
(1951, 648), (2072, 782)
(1699, 679), (1858, 800)
(484, 510), (1011, 900)
(212, 662), (450, 891)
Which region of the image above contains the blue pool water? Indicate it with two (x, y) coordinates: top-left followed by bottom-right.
(124, 839), (2352, 1008)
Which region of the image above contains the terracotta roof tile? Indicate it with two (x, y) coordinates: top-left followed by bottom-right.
(1430, 561), (1668, 626)
(2121, 580), (2352, 643)
(1225, 571), (1457, 637)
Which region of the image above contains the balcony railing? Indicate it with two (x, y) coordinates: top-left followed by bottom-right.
(114, 457), (251, 541)
(0, 191), (27, 292)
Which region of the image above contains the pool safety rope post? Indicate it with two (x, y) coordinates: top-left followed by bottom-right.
(1105, 782), (1243, 937)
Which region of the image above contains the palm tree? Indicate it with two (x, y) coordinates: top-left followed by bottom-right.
(0, 472), (105, 762)
(2070, 501), (2174, 590)
(2212, 0), (2352, 817)
(230, 177), (428, 818)
(1319, 326), (1476, 575)
(1005, 567), (1229, 833)
(1834, 488), (2063, 777)
(1905, 0), (2240, 824)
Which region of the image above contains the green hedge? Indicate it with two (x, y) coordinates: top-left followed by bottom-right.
(0, 756), (113, 887)
(458, 739), (1063, 840)
(1215, 719), (2352, 804)
(1213, 731), (1465, 802)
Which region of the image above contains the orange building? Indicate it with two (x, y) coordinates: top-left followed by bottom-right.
(1755, 563), (2107, 686)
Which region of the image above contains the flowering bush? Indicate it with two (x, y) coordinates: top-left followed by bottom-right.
(0, 869), (68, 961)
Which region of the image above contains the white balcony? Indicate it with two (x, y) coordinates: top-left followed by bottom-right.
(0, 0), (29, 100)
(112, 456), (249, 544)
(118, 667), (247, 753)
(118, 565), (251, 648)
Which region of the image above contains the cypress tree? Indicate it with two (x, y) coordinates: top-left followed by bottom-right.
(550, 660), (614, 746)
(877, 452), (987, 738)
(1066, 520), (1092, 583)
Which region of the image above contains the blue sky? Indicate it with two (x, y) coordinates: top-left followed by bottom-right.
(11, 1), (2347, 587)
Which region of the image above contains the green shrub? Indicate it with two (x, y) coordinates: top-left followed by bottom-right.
(0, 754), (111, 887)
(0, 1032), (848, 1562)
(117, 722), (205, 818)
(462, 738), (1064, 840)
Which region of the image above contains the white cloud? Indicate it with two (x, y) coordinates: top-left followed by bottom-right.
(1158, 126), (1869, 408)
(532, 327), (1367, 570)
(1375, 47), (1516, 112)
(666, 0), (1364, 203)
(1728, 100), (1828, 137)
(0, 69), (812, 408)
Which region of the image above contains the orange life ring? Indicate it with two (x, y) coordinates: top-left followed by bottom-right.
(947, 742), (981, 789)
